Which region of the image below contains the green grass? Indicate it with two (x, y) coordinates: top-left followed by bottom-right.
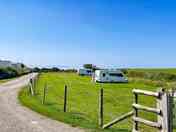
(0, 79), (7, 83)
(0, 78), (13, 84)
(19, 72), (175, 132)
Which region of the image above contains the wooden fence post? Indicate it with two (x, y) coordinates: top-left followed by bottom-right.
(171, 89), (176, 129)
(42, 83), (47, 105)
(34, 74), (39, 94)
(157, 89), (173, 132)
(168, 90), (173, 132)
(28, 84), (31, 95)
(99, 88), (104, 128)
(32, 78), (35, 95)
(133, 92), (138, 131)
(29, 78), (34, 96)
(64, 85), (68, 112)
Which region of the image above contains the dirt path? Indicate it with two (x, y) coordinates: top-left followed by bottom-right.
(0, 73), (84, 132)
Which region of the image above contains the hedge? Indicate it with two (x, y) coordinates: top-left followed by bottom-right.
(127, 70), (176, 82)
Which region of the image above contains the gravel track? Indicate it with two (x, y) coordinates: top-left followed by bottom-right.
(0, 73), (84, 132)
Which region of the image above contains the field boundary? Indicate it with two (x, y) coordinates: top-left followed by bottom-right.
(21, 72), (176, 132)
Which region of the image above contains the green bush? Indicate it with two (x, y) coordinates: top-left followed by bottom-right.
(0, 67), (18, 79)
(121, 68), (128, 74)
(128, 70), (176, 82)
(127, 71), (146, 78)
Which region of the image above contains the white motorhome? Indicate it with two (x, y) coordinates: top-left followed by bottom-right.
(94, 69), (128, 83)
(78, 69), (92, 76)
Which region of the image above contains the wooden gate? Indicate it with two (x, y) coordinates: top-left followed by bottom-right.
(132, 89), (173, 132)
(101, 88), (174, 131)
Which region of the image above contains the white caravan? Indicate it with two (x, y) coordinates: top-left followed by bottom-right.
(78, 69), (92, 76)
(94, 69), (128, 83)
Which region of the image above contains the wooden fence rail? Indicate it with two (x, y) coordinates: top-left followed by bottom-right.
(132, 89), (160, 98)
(132, 103), (161, 115)
(103, 111), (133, 129)
(133, 117), (161, 129)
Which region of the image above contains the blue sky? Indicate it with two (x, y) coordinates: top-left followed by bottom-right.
(0, 0), (176, 68)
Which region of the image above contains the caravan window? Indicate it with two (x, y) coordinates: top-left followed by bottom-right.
(87, 70), (91, 73)
(109, 73), (123, 77)
(102, 73), (106, 77)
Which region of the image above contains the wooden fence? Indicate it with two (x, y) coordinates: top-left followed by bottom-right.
(28, 77), (175, 131)
(132, 89), (173, 132)
(102, 88), (175, 131)
(28, 74), (39, 96)
(99, 88), (134, 129)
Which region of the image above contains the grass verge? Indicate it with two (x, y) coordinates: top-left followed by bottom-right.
(19, 72), (175, 132)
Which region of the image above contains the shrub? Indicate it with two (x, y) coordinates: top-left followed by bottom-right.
(127, 71), (145, 78)
(121, 69), (128, 74)
(127, 70), (176, 82)
(0, 67), (18, 79)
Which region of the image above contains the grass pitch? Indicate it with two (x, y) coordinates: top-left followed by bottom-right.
(19, 72), (175, 132)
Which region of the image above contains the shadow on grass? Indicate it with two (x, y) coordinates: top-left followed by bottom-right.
(44, 102), (58, 106)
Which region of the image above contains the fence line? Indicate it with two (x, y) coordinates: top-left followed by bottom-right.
(27, 76), (175, 131)
(28, 73), (39, 96)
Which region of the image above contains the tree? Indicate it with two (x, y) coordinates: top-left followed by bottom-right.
(21, 63), (25, 68)
(121, 69), (128, 74)
(32, 67), (41, 72)
(83, 64), (100, 71)
(0, 67), (18, 79)
(52, 67), (60, 72)
(83, 64), (94, 69)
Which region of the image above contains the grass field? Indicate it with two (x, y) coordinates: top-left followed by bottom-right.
(0, 79), (7, 83)
(0, 78), (13, 84)
(19, 72), (172, 132)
